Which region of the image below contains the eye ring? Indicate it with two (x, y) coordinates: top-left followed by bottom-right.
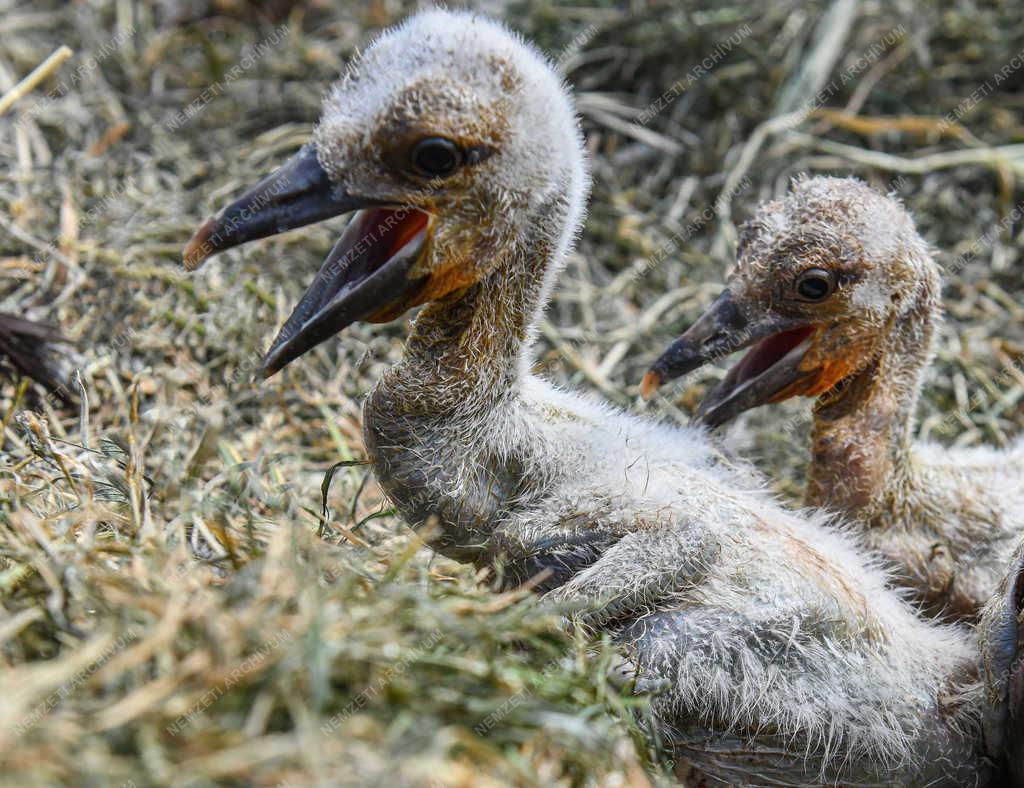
(410, 137), (464, 178)
(794, 268), (836, 302)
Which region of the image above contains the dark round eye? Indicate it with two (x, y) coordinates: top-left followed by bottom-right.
(795, 268), (836, 302)
(410, 137), (463, 178)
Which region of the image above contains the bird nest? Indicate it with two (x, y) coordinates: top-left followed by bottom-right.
(0, 1), (1021, 784)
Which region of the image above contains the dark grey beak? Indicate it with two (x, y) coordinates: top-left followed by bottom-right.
(641, 288), (817, 428)
(182, 145), (432, 378)
(641, 290), (750, 398)
(183, 145), (360, 270)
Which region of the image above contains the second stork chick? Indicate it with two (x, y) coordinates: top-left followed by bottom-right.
(645, 175), (1024, 621)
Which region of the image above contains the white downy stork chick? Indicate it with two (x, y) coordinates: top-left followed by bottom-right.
(645, 176), (1024, 622)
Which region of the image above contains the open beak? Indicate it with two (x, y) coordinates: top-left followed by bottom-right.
(182, 144), (432, 377)
(640, 289), (821, 428)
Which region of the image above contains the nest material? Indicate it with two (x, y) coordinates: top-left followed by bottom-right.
(0, 0), (1022, 784)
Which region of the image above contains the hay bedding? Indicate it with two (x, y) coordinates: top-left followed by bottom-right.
(0, 1), (1020, 785)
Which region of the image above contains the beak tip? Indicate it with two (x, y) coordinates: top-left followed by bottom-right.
(639, 369), (662, 400)
(258, 355), (281, 380)
(182, 221), (215, 271)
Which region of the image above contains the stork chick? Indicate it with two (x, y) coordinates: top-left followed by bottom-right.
(645, 175), (1024, 621)
(184, 16), (993, 784)
(978, 539), (1024, 783)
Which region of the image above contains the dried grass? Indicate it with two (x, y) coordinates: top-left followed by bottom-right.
(0, 0), (1021, 784)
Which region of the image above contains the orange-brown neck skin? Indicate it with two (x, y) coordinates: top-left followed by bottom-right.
(805, 357), (915, 512)
(804, 279), (939, 519)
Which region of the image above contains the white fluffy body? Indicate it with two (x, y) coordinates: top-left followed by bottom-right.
(300, 11), (993, 785)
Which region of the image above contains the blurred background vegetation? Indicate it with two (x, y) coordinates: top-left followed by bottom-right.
(0, 0), (1021, 785)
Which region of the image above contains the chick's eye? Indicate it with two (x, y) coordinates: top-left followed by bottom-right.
(410, 137), (463, 178)
(795, 268), (836, 302)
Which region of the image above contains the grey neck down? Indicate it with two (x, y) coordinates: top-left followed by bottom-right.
(361, 190), (571, 565)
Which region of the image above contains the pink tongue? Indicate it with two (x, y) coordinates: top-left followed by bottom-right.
(362, 207), (429, 261)
(733, 326), (814, 386)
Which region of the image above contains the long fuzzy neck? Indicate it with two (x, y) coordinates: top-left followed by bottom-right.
(388, 235), (552, 413)
(806, 258), (941, 517)
(360, 163), (585, 561)
(373, 173), (586, 419)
